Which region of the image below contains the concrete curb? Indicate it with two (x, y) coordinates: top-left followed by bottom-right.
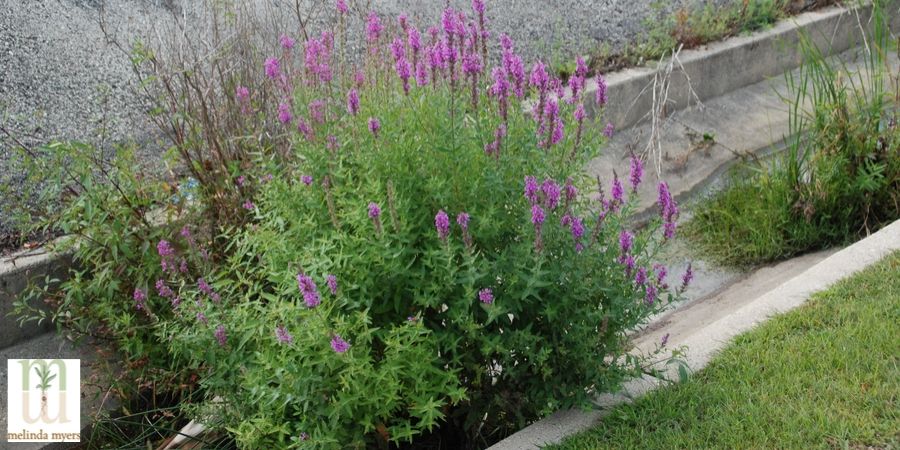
(0, 246), (72, 349)
(586, 1), (900, 131)
(489, 219), (900, 449)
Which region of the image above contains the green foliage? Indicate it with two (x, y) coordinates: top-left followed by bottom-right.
(552, 250), (900, 449)
(686, 1), (900, 267)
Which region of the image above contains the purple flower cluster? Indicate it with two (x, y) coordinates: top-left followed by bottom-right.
(214, 324), (227, 347)
(346, 88), (360, 115)
(275, 325), (293, 344)
(368, 117), (381, 137)
(568, 57), (588, 103)
(435, 210), (450, 242)
(301, 175), (313, 186)
(611, 174), (624, 206)
(366, 12), (383, 44)
(304, 34), (333, 83)
(326, 274), (338, 295)
(133, 288), (147, 311)
(478, 288), (494, 304)
(279, 34), (295, 50)
(197, 278), (221, 303)
(264, 57), (280, 80)
(681, 262), (693, 292)
(657, 182), (679, 240)
(595, 74), (608, 106)
(619, 230), (634, 254)
(368, 202), (381, 219)
(629, 154), (644, 193)
(331, 334), (351, 353)
(308, 99), (325, 123)
(541, 178), (561, 210)
(297, 273), (321, 308)
(277, 103), (293, 125)
(156, 279), (175, 299)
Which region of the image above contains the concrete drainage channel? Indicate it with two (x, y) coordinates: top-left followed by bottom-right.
(0, 1), (897, 448)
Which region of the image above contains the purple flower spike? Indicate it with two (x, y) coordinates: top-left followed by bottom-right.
(279, 34), (295, 50)
(326, 274), (338, 295)
(277, 103), (293, 125)
(297, 273), (321, 308)
(603, 122), (615, 138)
(611, 175), (624, 205)
(242, 200), (255, 210)
(541, 178), (561, 210)
(531, 204), (545, 225)
(264, 57), (280, 79)
(366, 12), (383, 43)
(595, 74), (608, 106)
(661, 333), (670, 347)
(524, 176), (540, 204)
(619, 230), (634, 254)
(529, 61), (549, 90)
(629, 154), (643, 193)
(681, 263), (694, 292)
(156, 279), (174, 299)
(133, 288), (147, 311)
(456, 212), (470, 230)
(368, 202), (381, 219)
(368, 117), (381, 137)
(564, 178), (578, 203)
(478, 288), (494, 304)
(235, 86), (249, 101)
(645, 284), (658, 305)
(653, 263), (668, 287)
(634, 267), (648, 286)
(472, 0), (485, 14)
(331, 334), (350, 353)
(435, 210), (450, 241)
(214, 324), (227, 347)
(276, 325), (294, 344)
(198, 278), (212, 295)
(157, 240), (175, 257)
(570, 217), (585, 240)
(336, 0), (348, 14)
(658, 182), (679, 240)
(347, 88), (360, 115)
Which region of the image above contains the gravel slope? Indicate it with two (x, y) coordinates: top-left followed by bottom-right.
(0, 0), (737, 247)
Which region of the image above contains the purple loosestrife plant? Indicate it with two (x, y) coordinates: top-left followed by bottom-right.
(62, 5), (692, 448)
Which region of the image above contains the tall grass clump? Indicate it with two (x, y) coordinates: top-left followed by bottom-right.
(7, 1), (691, 448)
(686, 1), (899, 267)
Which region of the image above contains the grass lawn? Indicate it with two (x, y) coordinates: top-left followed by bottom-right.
(552, 250), (900, 450)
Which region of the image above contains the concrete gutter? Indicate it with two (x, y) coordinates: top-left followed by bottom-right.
(586, 1), (900, 131)
(490, 220), (900, 449)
